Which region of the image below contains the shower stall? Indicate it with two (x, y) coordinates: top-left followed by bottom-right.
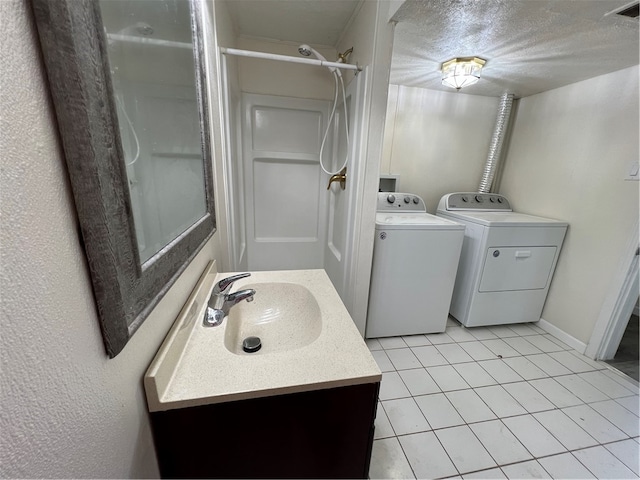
(204, 0), (395, 335)
(216, 37), (368, 308)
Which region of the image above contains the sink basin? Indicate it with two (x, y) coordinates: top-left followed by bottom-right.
(223, 282), (322, 355)
(145, 266), (381, 412)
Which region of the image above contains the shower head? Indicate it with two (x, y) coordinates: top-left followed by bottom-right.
(298, 44), (326, 61)
(135, 22), (154, 36)
(297, 44), (340, 76)
(115, 21), (155, 37)
(298, 44), (313, 57)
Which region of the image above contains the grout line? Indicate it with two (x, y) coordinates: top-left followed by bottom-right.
(600, 366), (640, 389)
(392, 439), (418, 480)
(601, 439), (640, 474)
(392, 424), (635, 457)
(526, 377), (585, 409)
(463, 417), (505, 471)
(430, 425), (464, 478)
(566, 448), (601, 479)
(498, 416), (559, 466)
(613, 396), (640, 416)
(378, 401), (400, 438)
(530, 459), (554, 479)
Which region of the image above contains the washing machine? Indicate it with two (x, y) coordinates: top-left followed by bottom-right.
(437, 192), (568, 327)
(366, 192), (465, 338)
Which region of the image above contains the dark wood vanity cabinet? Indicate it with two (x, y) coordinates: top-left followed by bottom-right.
(149, 381), (380, 478)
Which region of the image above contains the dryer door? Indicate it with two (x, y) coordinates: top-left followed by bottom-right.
(479, 246), (557, 292)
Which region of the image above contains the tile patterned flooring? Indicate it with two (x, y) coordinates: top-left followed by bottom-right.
(367, 320), (640, 479)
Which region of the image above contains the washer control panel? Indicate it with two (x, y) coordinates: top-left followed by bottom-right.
(377, 192), (426, 212)
(439, 192), (512, 211)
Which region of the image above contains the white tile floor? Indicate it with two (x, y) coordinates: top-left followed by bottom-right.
(367, 320), (640, 479)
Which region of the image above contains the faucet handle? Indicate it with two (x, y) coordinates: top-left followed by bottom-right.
(226, 288), (256, 303)
(213, 273), (251, 295)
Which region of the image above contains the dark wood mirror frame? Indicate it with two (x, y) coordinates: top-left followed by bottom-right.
(31, 0), (216, 358)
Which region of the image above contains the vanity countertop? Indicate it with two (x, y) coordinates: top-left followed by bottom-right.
(144, 261), (381, 412)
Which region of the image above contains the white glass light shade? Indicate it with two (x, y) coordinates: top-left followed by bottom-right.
(441, 57), (486, 90)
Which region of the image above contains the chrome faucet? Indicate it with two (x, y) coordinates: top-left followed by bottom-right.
(203, 273), (256, 327)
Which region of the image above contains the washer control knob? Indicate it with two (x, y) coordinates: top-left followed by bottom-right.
(489, 197), (496, 203)
(461, 195), (469, 203)
(386, 194), (396, 204)
(404, 196), (410, 204)
(497, 197), (504, 203)
(413, 197), (419, 204)
(475, 195), (484, 203)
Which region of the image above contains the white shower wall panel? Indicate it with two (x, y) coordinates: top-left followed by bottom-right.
(242, 93), (330, 271)
(251, 107), (323, 153)
(253, 159), (320, 240)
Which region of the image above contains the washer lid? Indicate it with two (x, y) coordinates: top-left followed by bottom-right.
(376, 213), (465, 230)
(438, 210), (568, 227)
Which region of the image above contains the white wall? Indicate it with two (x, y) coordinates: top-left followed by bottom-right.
(211, 0), (246, 271)
(0, 1), (221, 477)
(381, 84), (500, 212)
(335, 0), (395, 333)
(499, 66), (639, 345)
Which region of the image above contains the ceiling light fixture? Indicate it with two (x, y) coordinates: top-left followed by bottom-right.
(441, 57), (486, 90)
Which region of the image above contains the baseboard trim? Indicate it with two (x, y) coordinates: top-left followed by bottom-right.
(538, 318), (587, 354)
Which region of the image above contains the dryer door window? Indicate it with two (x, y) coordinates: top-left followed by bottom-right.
(479, 246), (557, 292)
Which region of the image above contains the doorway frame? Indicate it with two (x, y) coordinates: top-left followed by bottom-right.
(585, 217), (639, 360)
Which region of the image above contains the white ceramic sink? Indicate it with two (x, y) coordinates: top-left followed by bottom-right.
(223, 282), (322, 355)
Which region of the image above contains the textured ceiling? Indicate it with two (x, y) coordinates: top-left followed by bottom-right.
(391, 0), (639, 98)
(223, 0), (638, 99)
(222, 0), (362, 46)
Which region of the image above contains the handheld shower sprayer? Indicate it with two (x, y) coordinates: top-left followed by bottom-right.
(297, 44), (339, 76)
(297, 43), (350, 178)
(297, 44), (313, 56)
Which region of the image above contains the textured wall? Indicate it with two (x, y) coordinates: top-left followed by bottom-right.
(499, 66), (639, 344)
(0, 1), (219, 477)
(381, 84), (500, 212)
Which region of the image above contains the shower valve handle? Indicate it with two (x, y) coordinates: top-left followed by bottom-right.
(327, 167), (347, 190)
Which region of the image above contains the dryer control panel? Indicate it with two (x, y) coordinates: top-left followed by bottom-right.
(438, 192), (512, 212)
(377, 192), (426, 212)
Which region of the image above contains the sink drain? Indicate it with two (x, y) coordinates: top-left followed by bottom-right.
(242, 336), (262, 353)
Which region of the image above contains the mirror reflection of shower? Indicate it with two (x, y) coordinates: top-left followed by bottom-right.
(99, 0), (208, 263)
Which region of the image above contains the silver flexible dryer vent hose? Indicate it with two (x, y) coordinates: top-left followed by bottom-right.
(478, 93), (514, 193)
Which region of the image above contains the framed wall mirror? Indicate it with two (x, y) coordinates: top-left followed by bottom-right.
(32, 0), (215, 357)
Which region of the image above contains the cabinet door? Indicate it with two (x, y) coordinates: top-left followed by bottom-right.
(479, 246), (557, 292)
(151, 382), (379, 478)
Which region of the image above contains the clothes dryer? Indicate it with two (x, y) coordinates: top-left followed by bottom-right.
(366, 193), (465, 338)
(437, 192), (568, 327)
